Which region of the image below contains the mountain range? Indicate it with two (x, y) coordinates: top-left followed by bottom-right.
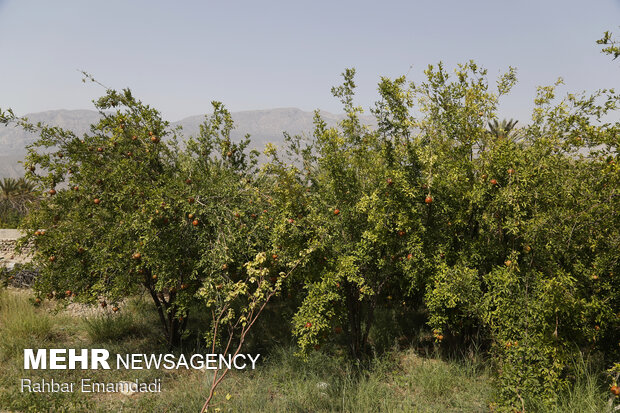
(0, 108), (376, 178)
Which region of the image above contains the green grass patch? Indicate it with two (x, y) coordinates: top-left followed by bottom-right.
(83, 313), (142, 343)
(0, 289), (614, 412)
(0, 289), (56, 359)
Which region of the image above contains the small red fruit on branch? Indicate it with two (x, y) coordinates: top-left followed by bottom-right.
(387, 178), (393, 186)
(305, 322), (312, 328)
(132, 252), (141, 260)
(192, 219), (199, 226)
(425, 196), (433, 204)
(611, 385), (620, 396)
(490, 179), (498, 185)
(93, 198), (101, 205)
(334, 209), (340, 215)
(49, 255), (56, 262)
(188, 197), (195, 204)
(49, 189), (56, 195)
(508, 168), (515, 175)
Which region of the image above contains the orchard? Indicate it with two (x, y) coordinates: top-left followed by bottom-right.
(0, 61), (618, 411)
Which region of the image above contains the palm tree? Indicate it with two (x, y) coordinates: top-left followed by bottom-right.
(15, 178), (37, 211)
(0, 177), (38, 226)
(487, 118), (518, 140)
(0, 178), (20, 206)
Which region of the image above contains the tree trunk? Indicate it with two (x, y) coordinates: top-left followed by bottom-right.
(144, 281), (183, 349)
(345, 280), (366, 359)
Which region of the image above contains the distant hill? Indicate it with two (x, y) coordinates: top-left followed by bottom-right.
(0, 108), (375, 178)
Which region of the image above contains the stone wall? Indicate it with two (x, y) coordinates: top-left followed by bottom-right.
(0, 229), (22, 240)
(0, 229), (32, 268)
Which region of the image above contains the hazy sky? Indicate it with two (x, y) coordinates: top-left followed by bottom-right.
(0, 0), (619, 122)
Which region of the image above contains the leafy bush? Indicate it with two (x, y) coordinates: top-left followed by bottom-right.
(263, 63), (619, 410)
